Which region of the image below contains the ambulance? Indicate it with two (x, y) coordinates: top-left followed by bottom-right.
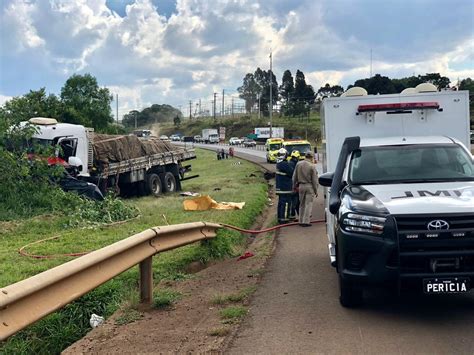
(265, 138), (284, 163)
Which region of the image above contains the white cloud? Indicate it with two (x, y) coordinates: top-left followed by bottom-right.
(0, 94), (13, 106)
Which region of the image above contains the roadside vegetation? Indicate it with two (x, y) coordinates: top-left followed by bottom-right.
(0, 149), (268, 354)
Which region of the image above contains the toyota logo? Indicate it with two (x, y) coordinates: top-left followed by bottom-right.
(427, 220), (450, 230)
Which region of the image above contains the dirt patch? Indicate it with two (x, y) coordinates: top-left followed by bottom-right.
(63, 195), (277, 354)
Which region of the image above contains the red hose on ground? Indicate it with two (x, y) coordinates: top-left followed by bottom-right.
(18, 219), (326, 259)
(220, 219), (325, 234)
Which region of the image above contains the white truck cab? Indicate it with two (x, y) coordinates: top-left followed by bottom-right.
(319, 85), (474, 307)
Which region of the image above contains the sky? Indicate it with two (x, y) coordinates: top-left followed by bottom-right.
(0, 0), (473, 118)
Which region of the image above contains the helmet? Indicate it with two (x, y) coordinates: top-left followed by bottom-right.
(277, 148), (288, 157)
(290, 150), (300, 159)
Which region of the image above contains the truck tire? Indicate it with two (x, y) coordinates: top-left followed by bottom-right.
(146, 173), (162, 197)
(339, 274), (363, 308)
(161, 172), (177, 192)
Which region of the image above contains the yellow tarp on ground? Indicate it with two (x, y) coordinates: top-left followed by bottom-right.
(183, 195), (245, 211)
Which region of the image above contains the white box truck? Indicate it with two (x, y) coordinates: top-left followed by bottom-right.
(202, 128), (219, 144)
(254, 127), (284, 139)
(318, 84), (473, 307)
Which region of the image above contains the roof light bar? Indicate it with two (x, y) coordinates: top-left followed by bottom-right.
(357, 102), (440, 113)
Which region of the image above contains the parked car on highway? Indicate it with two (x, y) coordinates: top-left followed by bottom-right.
(470, 130), (473, 144)
(193, 135), (202, 143)
(229, 137), (243, 145)
(243, 138), (257, 147)
(170, 134), (181, 141)
(159, 135), (169, 140)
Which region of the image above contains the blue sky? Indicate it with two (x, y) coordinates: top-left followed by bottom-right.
(0, 0), (473, 118)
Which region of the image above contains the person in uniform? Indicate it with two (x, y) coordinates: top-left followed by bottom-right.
(292, 151), (318, 227)
(288, 150), (300, 221)
(275, 148), (294, 224)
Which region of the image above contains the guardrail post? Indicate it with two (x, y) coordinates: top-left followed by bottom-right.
(140, 257), (153, 303)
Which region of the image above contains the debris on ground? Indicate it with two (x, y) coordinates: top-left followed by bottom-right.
(90, 314), (104, 328)
(183, 195), (245, 211)
(180, 191), (200, 197)
(237, 251), (255, 261)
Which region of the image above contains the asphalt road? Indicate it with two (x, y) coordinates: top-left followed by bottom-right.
(188, 143), (474, 354)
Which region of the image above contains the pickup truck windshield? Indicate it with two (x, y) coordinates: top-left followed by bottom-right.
(284, 144), (311, 155)
(349, 144), (474, 184)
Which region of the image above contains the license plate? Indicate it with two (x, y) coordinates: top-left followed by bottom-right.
(423, 277), (470, 294)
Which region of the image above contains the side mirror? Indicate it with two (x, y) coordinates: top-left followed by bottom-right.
(68, 156), (83, 171)
(319, 172), (334, 187)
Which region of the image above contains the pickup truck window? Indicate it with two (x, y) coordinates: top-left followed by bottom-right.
(349, 144), (474, 184)
(269, 143), (281, 150)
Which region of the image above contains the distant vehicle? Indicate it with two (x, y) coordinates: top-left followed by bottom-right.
(159, 135), (169, 140)
(193, 135), (202, 142)
(132, 129), (152, 138)
(254, 127), (284, 140)
(470, 130), (473, 143)
(243, 138), (257, 147)
(282, 140), (312, 160)
(229, 137), (243, 145)
(265, 138), (284, 163)
(170, 134), (181, 141)
(202, 129), (219, 144)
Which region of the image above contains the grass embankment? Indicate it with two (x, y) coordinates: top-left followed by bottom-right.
(0, 149), (268, 354)
(156, 112), (322, 143)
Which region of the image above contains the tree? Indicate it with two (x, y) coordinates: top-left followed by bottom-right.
(253, 67), (278, 116)
(0, 88), (62, 125)
(237, 73), (261, 113)
(350, 74), (397, 95)
(279, 70), (295, 115)
(420, 73), (450, 90)
(60, 73), (113, 130)
(292, 70), (315, 116)
(173, 115), (181, 128)
(317, 83), (344, 100)
(122, 105), (181, 128)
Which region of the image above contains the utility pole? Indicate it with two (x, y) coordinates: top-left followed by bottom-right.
(231, 97), (234, 119)
(370, 48), (373, 78)
(116, 93), (119, 124)
(269, 50), (273, 138)
(222, 89), (225, 117)
(189, 100), (192, 120)
(199, 99), (201, 116)
(258, 93), (261, 120)
(213, 93), (217, 121)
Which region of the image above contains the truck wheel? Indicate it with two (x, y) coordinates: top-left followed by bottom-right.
(339, 274), (363, 308)
(161, 172), (177, 192)
(146, 173), (162, 197)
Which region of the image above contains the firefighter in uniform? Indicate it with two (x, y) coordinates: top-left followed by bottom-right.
(275, 148), (295, 224)
(288, 150), (300, 220)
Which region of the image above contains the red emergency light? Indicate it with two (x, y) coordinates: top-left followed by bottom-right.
(357, 102), (440, 113)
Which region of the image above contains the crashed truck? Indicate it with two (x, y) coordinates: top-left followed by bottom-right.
(23, 118), (197, 197)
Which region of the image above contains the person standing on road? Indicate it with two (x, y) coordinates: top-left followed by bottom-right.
(275, 148), (295, 224)
(292, 151), (318, 227)
(288, 150), (300, 221)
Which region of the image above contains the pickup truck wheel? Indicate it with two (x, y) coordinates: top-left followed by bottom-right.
(146, 173), (162, 197)
(339, 274), (363, 308)
(161, 172), (177, 192)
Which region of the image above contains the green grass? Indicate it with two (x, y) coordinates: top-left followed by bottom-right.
(219, 306), (247, 322)
(211, 286), (257, 305)
(0, 148), (268, 354)
(153, 289), (182, 309)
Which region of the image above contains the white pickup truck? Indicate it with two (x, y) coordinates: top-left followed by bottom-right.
(318, 84), (474, 307)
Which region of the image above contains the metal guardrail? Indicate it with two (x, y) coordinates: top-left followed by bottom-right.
(0, 221), (221, 341)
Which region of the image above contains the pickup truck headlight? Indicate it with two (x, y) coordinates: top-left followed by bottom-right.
(342, 213), (386, 235)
